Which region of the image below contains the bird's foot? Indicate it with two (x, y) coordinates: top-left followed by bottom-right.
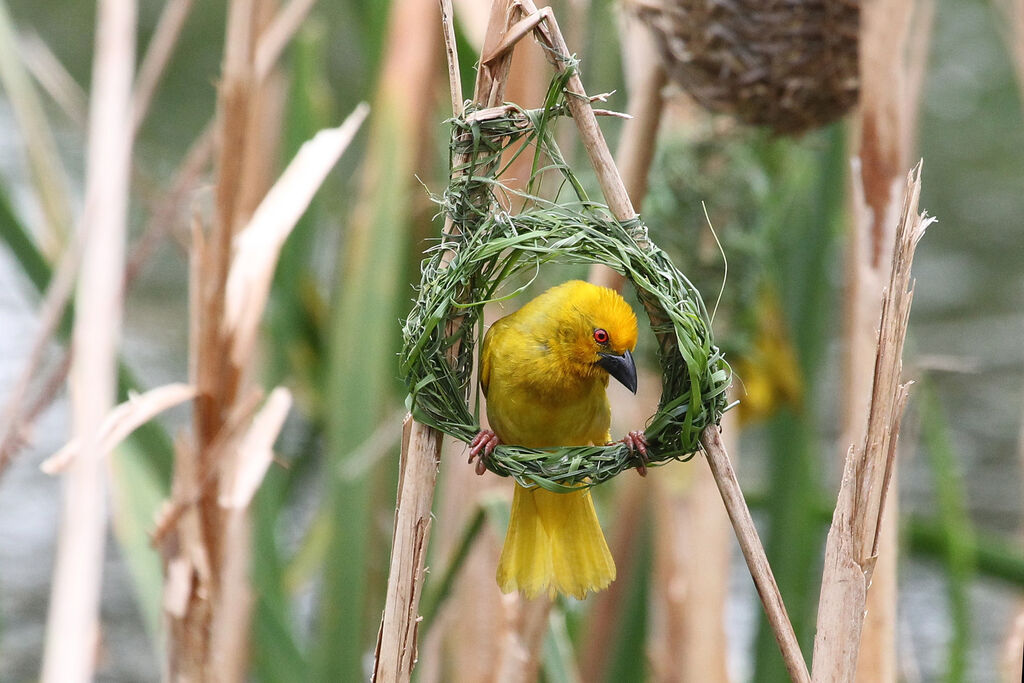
(468, 429), (500, 476)
(617, 430), (649, 477)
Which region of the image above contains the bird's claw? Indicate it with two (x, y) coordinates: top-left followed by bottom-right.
(618, 430), (649, 477)
(468, 429), (500, 476)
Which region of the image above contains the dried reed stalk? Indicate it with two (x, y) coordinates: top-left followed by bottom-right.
(494, 594), (552, 683)
(165, 4), (265, 675)
(373, 4), (518, 680)
(842, 0), (931, 677)
(811, 163), (931, 682)
(154, 105), (364, 677)
(39, 1), (136, 681)
(158, 101), (366, 679)
(0, 238), (81, 475)
(587, 10), (666, 291)
(142, 0), (366, 673)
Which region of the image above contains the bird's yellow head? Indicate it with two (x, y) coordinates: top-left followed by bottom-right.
(527, 280), (639, 393)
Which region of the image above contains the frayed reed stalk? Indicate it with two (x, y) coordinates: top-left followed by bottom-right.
(39, 1), (136, 680)
(36, 103), (365, 679)
(811, 162), (932, 682)
(159, 97), (367, 678)
(843, 1), (932, 676)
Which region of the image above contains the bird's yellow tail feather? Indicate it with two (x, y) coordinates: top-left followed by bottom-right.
(496, 484), (615, 599)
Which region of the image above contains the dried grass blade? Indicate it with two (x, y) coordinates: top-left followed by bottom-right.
(218, 386), (292, 509)
(18, 31), (88, 126)
(0, 0), (72, 254)
(254, 0), (319, 80)
(131, 0), (194, 138)
(224, 102), (368, 366)
(42, 383), (197, 474)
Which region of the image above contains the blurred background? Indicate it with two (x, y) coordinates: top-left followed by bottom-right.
(0, 0), (1022, 681)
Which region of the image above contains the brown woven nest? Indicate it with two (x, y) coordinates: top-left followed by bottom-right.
(633, 0), (859, 135)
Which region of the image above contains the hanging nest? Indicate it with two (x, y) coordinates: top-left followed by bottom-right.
(400, 67), (731, 492)
(632, 0), (859, 134)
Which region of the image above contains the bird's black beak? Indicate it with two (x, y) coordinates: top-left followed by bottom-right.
(597, 349), (638, 394)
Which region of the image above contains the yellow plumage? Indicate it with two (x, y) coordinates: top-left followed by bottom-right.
(477, 280), (639, 599)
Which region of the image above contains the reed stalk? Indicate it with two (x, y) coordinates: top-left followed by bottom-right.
(811, 163), (932, 682)
(40, 1), (136, 680)
(841, 1), (932, 676)
(136, 0), (368, 676)
(154, 103), (366, 678)
(18, 31), (88, 126)
(373, 4), (518, 680)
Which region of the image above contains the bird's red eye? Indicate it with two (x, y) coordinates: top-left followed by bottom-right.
(593, 328), (609, 344)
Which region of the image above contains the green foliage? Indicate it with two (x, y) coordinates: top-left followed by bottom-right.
(752, 125), (847, 683)
(919, 381), (977, 683)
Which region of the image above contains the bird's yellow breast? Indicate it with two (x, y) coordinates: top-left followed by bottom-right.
(480, 307), (612, 448)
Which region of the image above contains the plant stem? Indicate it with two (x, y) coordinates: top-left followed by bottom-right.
(40, 0), (135, 680)
(372, 2), (518, 680)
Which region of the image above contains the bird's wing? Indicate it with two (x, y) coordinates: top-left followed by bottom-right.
(479, 320), (499, 397)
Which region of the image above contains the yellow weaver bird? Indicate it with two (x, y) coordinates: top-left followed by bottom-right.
(468, 280), (646, 599)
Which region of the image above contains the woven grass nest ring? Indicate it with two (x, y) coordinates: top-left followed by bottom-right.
(401, 205), (732, 492)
